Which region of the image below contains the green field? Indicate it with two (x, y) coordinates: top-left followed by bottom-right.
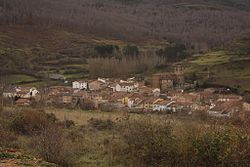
(186, 35), (250, 91)
(5, 74), (38, 84)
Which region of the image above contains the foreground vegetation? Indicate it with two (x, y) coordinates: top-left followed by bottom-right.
(0, 107), (250, 167)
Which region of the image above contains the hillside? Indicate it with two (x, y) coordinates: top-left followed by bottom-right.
(0, 26), (167, 86)
(0, 0), (250, 51)
(185, 34), (250, 92)
(0, 0), (250, 89)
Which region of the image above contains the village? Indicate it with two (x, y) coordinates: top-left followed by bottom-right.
(2, 65), (250, 121)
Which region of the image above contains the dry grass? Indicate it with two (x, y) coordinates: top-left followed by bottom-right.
(45, 108), (126, 125)
(45, 107), (183, 126)
(1, 106), (250, 167)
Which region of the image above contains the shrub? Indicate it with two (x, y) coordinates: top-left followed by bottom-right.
(87, 118), (115, 131)
(80, 99), (96, 110)
(185, 127), (250, 166)
(94, 45), (118, 57)
(59, 119), (75, 129)
(99, 103), (116, 112)
(8, 109), (57, 135)
(111, 120), (250, 167)
(113, 119), (179, 167)
(0, 124), (18, 148)
(31, 125), (75, 167)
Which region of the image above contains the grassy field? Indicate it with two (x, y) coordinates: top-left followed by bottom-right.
(185, 35), (250, 91)
(45, 108), (183, 126)
(5, 74), (39, 84)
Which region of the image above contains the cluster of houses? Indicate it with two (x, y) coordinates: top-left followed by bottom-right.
(2, 76), (250, 121)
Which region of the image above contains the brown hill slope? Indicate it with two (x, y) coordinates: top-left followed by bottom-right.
(0, 0), (250, 51)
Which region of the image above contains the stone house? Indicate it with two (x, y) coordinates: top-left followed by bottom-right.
(62, 93), (73, 104)
(113, 83), (137, 92)
(208, 101), (242, 117)
(152, 99), (175, 112)
(72, 80), (88, 90)
(126, 93), (144, 108)
(217, 95), (243, 102)
(15, 87), (39, 99)
(142, 97), (160, 110)
(88, 80), (108, 91)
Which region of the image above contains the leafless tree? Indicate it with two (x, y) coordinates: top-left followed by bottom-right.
(0, 0), (250, 50)
(0, 74), (7, 111)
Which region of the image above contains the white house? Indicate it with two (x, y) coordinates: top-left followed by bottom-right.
(3, 88), (17, 98)
(128, 98), (143, 108)
(115, 83), (136, 92)
(72, 80), (88, 90)
(153, 100), (175, 111)
(98, 78), (108, 83)
(152, 88), (161, 97)
(208, 101), (241, 118)
(15, 87), (39, 98)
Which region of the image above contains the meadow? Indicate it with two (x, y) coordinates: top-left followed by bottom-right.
(185, 35), (250, 92)
(1, 106), (250, 167)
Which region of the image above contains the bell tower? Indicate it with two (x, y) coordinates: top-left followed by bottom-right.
(173, 64), (185, 88)
(174, 64), (185, 75)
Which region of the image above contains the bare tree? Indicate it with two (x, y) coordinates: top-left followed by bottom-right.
(0, 74), (7, 111)
(0, 0), (249, 50)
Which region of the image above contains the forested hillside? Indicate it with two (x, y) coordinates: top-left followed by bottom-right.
(0, 0), (250, 51)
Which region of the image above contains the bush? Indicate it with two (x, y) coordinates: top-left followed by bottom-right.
(31, 125), (75, 167)
(94, 45), (118, 57)
(80, 99), (96, 110)
(184, 127), (250, 166)
(111, 119), (250, 167)
(59, 119), (75, 129)
(0, 124), (18, 148)
(87, 118), (115, 131)
(8, 109), (57, 135)
(99, 103), (116, 112)
(113, 119), (179, 167)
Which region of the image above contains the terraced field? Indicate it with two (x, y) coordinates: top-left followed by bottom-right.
(0, 26), (167, 87)
(185, 35), (250, 91)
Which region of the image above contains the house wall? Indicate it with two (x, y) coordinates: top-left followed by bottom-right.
(115, 84), (121, 92)
(243, 102), (250, 112)
(115, 84), (134, 92)
(121, 86), (134, 92)
(152, 75), (161, 88)
(63, 96), (72, 104)
(89, 82), (101, 90)
(73, 82), (88, 90)
(161, 79), (174, 91)
(128, 99), (134, 108)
